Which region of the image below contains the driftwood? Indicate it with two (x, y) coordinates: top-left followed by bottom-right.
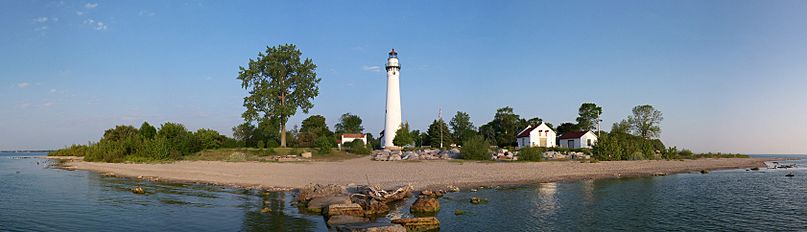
(351, 184), (413, 203)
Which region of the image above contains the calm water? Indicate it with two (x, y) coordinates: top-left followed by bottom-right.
(1, 152), (806, 231)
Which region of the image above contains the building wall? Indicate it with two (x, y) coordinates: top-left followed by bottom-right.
(528, 123), (556, 148)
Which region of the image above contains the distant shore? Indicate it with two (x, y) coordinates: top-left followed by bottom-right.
(50, 156), (770, 191)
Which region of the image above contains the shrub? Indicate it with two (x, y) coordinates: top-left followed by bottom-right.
(49, 144), (89, 157)
(461, 135), (491, 160)
(518, 147), (544, 161)
(315, 136), (334, 155)
(346, 140), (371, 154)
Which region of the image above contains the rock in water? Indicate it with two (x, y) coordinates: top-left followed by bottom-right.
(307, 196), (352, 213)
(335, 222), (406, 232)
(260, 207), (272, 213)
(131, 187), (145, 194)
(391, 217), (440, 232)
(470, 197), (488, 204)
(410, 197), (440, 213)
(326, 203), (365, 218)
(327, 215), (370, 225)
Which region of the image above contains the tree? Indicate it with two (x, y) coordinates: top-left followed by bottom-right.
(297, 115), (333, 148)
(427, 119), (452, 148)
(411, 130), (423, 147)
(627, 105), (663, 138)
(611, 120), (631, 134)
(157, 122), (199, 155)
(139, 122), (157, 139)
(334, 113), (363, 134)
(449, 111), (476, 146)
(102, 125), (139, 143)
(488, 106), (526, 147)
(460, 135), (491, 160)
(237, 44), (320, 148)
(232, 122), (257, 147)
(393, 122), (414, 147)
(195, 128), (223, 150)
(576, 103), (603, 131)
(556, 122), (580, 135)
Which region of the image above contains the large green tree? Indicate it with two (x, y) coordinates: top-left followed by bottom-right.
(611, 119), (631, 134)
(427, 119), (452, 148)
(488, 106), (526, 147)
(576, 103), (603, 131)
(450, 111), (476, 146)
(139, 122), (157, 139)
(334, 113), (363, 134)
(556, 122), (580, 135)
(393, 122), (414, 147)
(297, 115), (333, 148)
(237, 44), (320, 147)
(628, 105), (663, 138)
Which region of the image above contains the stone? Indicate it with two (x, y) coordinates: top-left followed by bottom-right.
(410, 197), (440, 213)
(470, 197), (488, 204)
(301, 152), (313, 158)
(391, 217), (440, 232)
(388, 154), (402, 161)
(261, 207), (272, 213)
(700, 169), (710, 174)
(307, 196), (352, 213)
(327, 215), (370, 225)
(454, 209), (465, 215)
(298, 184), (347, 202)
(131, 187), (145, 194)
(335, 223), (406, 232)
(447, 185), (460, 192)
(326, 203), (365, 218)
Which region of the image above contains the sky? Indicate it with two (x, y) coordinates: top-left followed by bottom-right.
(2, 0), (807, 154)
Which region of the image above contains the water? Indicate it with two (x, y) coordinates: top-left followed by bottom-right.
(2, 152), (806, 231)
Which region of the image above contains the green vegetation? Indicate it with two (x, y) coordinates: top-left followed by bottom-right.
(575, 103), (602, 131)
(393, 123), (414, 147)
(345, 140), (371, 155)
(49, 122), (238, 162)
(237, 44), (320, 147)
(334, 113), (363, 134)
(427, 119), (452, 148)
(518, 147), (544, 161)
(460, 135), (491, 160)
(449, 111), (476, 146)
(592, 132), (665, 161)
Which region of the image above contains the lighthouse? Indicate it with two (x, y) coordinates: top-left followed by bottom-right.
(383, 48), (402, 149)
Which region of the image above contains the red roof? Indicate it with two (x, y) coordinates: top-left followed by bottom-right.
(517, 125), (537, 138)
(341, 133), (366, 139)
(558, 131), (590, 140)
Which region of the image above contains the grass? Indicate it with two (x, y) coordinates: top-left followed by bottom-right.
(182, 147), (362, 162)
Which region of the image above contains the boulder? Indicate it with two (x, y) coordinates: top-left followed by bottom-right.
(307, 196), (352, 213)
(327, 215), (370, 225)
(301, 152), (313, 158)
(335, 223), (406, 232)
(410, 197), (440, 213)
(131, 187), (145, 194)
(470, 197), (488, 204)
(374, 154), (390, 161)
(391, 217), (440, 232)
(298, 184), (348, 202)
(388, 154), (402, 161)
(326, 203), (365, 218)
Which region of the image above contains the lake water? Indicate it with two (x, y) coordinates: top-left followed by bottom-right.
(1, 152), (805, 231)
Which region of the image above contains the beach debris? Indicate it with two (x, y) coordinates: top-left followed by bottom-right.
(325, 203), (365, 218)
(391, 217), (440, 232)
(261, 207), (272, 213)
(131, 186), (145, 194)
(470, 188), (477, 192)
(328, 215), (370, 225)
(454, 209), (465, 215)
(700, 169), (710, 174)
(410, 197), (440, 214)
(350, 184), (413, 216)
(470, 197), (488, 205)
(334, 222), (405, 232)
(653, 172), (668, 176)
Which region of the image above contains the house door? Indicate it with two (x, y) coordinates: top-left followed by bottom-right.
(568, 140), (574, 148)
(540, 138), (547, 147)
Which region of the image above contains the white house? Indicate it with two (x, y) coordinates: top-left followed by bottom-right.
(516, 123), (557, 149)
(558, 131), (598, 149)
(337, 133), (368, 149)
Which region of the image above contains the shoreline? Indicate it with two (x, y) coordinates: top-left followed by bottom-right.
(46, 156), (774, 192)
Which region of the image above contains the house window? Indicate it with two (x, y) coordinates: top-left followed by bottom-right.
(587, 139), (592, 146)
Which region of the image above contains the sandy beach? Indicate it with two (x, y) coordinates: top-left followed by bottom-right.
(53, 156), (770, 191)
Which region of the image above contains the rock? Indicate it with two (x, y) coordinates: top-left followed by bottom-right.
(298, 184), (347, 202)
(454, 209), (465, 215)
(131, 187), (145, 194)
(326, 203), (365, 218)
(447, 185), (460, 192)
(700, 169), (710, 174)
(374, 154), (390, 161)
(410, 197), (440, 213)
(301, 152), (312, 158)
(388, 154), (402, 161)
(307, 196), (352, 213)
(335, 222), (406, 232)
(391, 217), (440, 232)
(470, 197), (488, 204)
(327, 215), (370, 225)
(261, 207), (272, 213)
(751, 167), (760, 171)
(653, 172), (667, 176)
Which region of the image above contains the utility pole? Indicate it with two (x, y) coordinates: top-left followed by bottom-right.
(597, 111), (602, 137)
(438, 107), (443, 149)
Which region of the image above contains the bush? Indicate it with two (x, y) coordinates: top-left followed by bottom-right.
(315, 136), (334, 155)
(518, 147), (544, 161)
(49, 144), (89, 157)
(346, 140), (371, 154)
(592, 132), (663, 161)
(461, 135), (491, 160)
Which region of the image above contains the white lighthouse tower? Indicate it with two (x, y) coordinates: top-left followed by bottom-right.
(383, 48), (402, 149)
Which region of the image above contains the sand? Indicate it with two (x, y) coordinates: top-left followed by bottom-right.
(53, 156), (771, 191)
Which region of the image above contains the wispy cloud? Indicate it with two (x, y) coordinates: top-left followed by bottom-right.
(138, 10), (156, 17)
(84, 3), (98, 9)
(83, 19), (107, 30)
(75, 11), (85, 16)
(362, 65), (382, 72)
(42, 102), (54, 107)
(32, 17), (49, 23)
(17, 82), (30, 88)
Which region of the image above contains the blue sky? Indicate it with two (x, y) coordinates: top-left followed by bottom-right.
(2, 0), (807, 154)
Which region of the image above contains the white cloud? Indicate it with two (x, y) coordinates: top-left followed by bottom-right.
(84, 3), (98, 9)
(75, 11), (85, 16)
(17, 82), (30, 88)
(42, 102), (54, 107)
(50, 89), (57, 93)
(32, 17), (49, 23)
(362, 65), (382, 72)
(83, 19), (107, 30)
(138, 10), (156, 17)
